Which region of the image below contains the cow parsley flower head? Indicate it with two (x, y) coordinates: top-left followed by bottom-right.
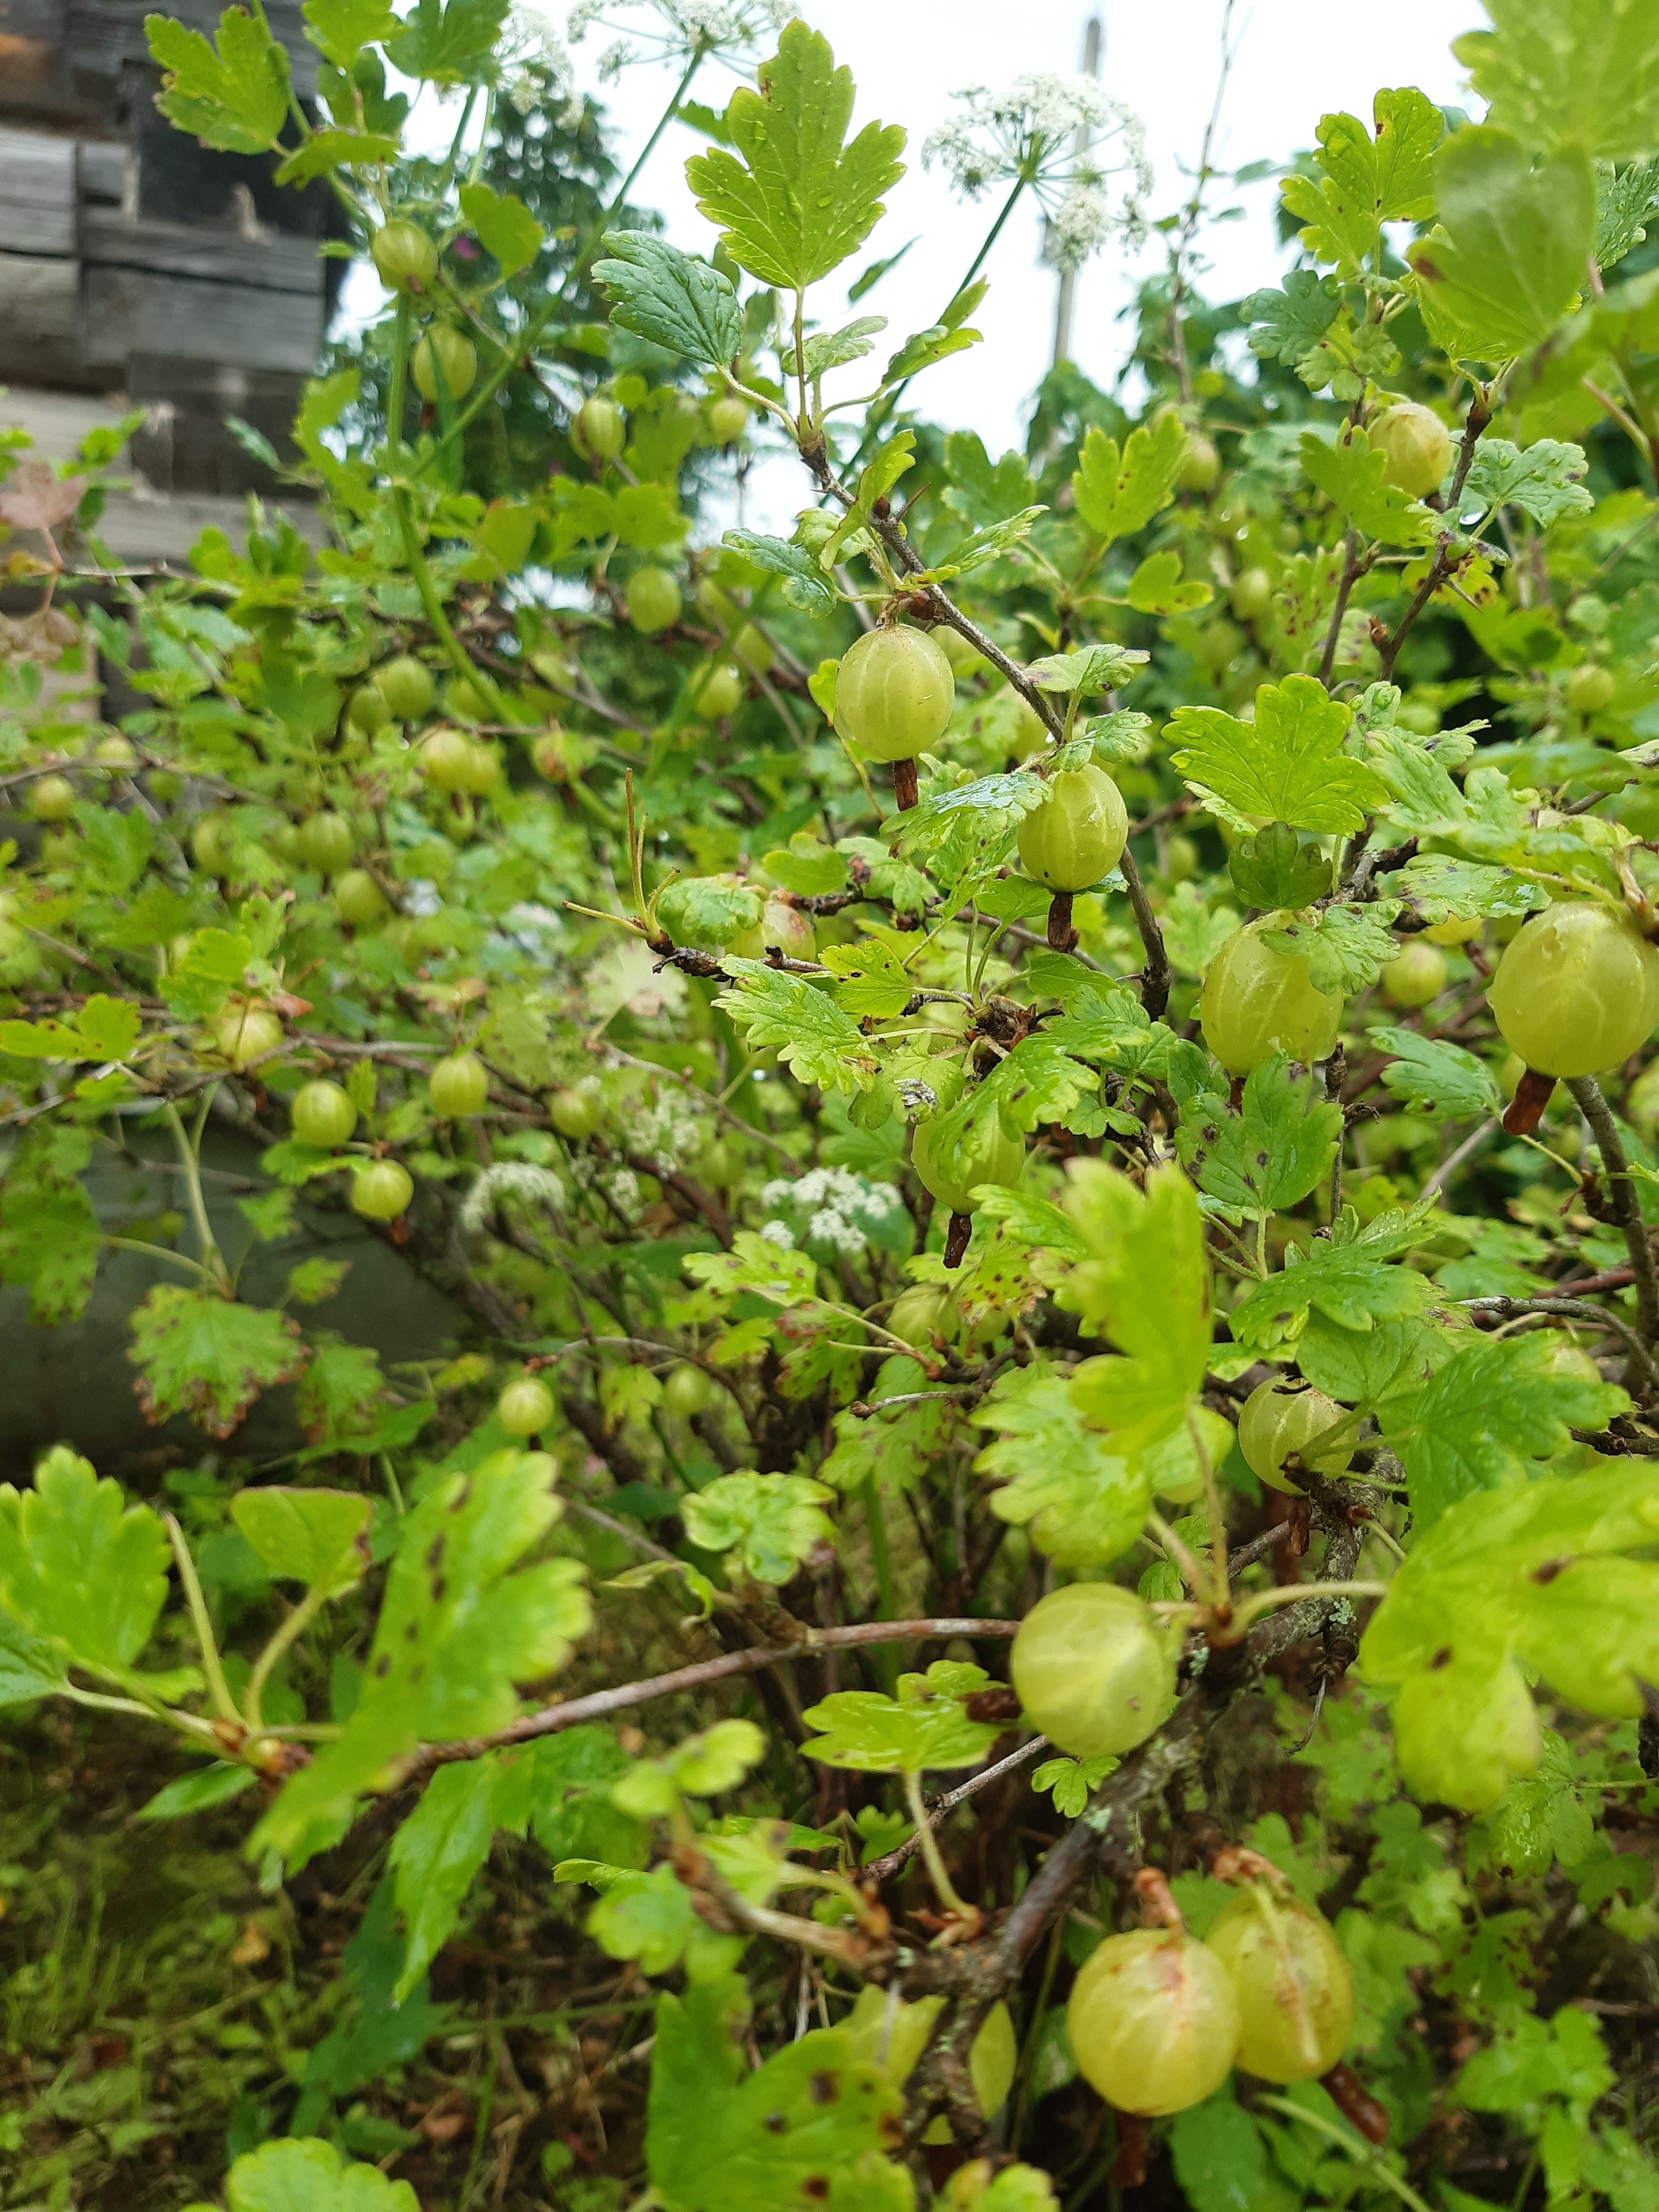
(567, 0), (790, 80)
(758, 1167), (906, 1262)
(497, 6), (581, 117)
(923, 75), (1152, 268)
(461, 1162), (567, 1234)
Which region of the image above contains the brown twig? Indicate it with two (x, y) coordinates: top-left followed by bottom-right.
(1566, 1075), (1659, 1356)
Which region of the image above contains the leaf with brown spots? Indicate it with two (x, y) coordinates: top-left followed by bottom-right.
(646, 1975), (910, 2212)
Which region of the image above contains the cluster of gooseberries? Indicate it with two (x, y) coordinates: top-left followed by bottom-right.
(1067, 1864), (1353, 2117)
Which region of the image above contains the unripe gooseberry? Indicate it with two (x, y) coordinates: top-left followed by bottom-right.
(191, 812), (237, 876)
(549, 1085), (602, 1140)
(291, 1078), (357, 1149)
(1392, 1655), (1540, 1813)
(1627, 1061), (1659, 1127)
(1488, 901), (1659, 1079)
(454, 740), (501, 795)
(1369, 402), (1452, 499)
(352, 1158), (414, 1221)
(1164, 832), (1200, 883)
(1012, 1584), (1179, 1758)
(298, 811), (355, 876)
(148, 769), (183, 802)
(498, 1374), (555, 1436)
(572, 395), (625, 462)
(419, 728), (481, 792)
(1566, 663), (1616, 715)
(1178, 433), (1221, 492)
(1380, 940), (1447, 1008)
(1004, 690), (1050, 762)
(887, 1284), (954, 1349)
(700, 1139), (737, 1187)
(446, 674), (490, 724)
(1422, 913), (1481, 947)
(729, 895), (816, 961)
(213, 1003), (284, 1069)
(1068, 1927), (1242, 2116)
(412, 327), (477, 403)
(30, 774), (77, 823)
(347, 682), (391, 735)
(1230, 567), (1273, 621)
(911, 1115), (1025, 1216)
(335, 868), (390, 928)
(1017, 765), (1129, 893)
(95, 733), (138, 770)
(1207, 1886), (1354, 2083)
(1238, 1379), (1353, 1494)
(626, 566), (682, 635)
(663, 1362), (715, 1420)
(691, 661), (744, 719)
(936, 626), (986, 675)
(707, 395), (749, 445)
(834, 625), (955, 764)
(841, 1987), (1016, 2140)
(429, 1051), (490, 1118)
(1193, 620), (1243, 669)
(377, 655), (436, 722)
(370, 220), (438, 292)
(1200, 921), (1344, 1076)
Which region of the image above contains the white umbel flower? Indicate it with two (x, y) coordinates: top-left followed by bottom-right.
(461, 1162), (567, 1233)
(923, 74), (1152, 269)
(567, 0), (790, 79)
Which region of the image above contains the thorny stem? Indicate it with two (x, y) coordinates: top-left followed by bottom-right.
(1214, 1578), (1388, 1642)
(1564, 1076), (1659, 1353)
(164, 1514), (241, 1727)
(1462, 1292), (1659, 1402)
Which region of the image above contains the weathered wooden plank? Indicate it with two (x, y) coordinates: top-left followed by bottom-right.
(77, 138), (126, 207)
(79, 207), (322, 293)
(0, 249), (80, 378)
(0, 125), (75, 253)
(81, 262), (324, 373)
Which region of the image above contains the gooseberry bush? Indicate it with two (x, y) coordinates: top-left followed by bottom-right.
(5, 2), (1659, 2206)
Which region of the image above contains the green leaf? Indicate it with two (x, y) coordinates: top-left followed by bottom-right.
(1371, 1026), (1500, 1119)
(0, 994), (142, 1063)
(1168, 675), (1384, 835)
(1461, 437), (1593, 525)
(1071, 411), (1188, 546)
(973, 1366), (1149, 1567)
(231, 1487), (372, 1595)
(1227, 823), (1331, 913)
(655, 874), (762, 949)
(1379, 1332), (1628, 1527)
(933, 506), (1047, 578)
(1262, 902), (1401, 993)
(762, 834), (847, 898)
(1595, 154), (1659, 269)
(1241, 270), (1341, 371)
(0, 1447), (170, 1678)
(820, 432), (915, 570)
(712, 962), (876, 1095)
(129, 1287), (306, 1440)
(302, 0), (399, 68)
(802, 1661), (1004, 1774)
(1361, 1462), (1659, 1787)
(274, 127), (399, 182)
(1409, 126), (1596, 360)
(523, 1726), (644, 1869)
(144, 6), (288, 154)
(584, 1862), (743, 1981)
(943, 432), (1037, 529)
(684, 21), (906, 290)
(389, 1752), (525, 2001)
(1279, 90), (1444, 274)
(0, 1615), (71, 1707)
(1170, 2092), (1270, 2212)
(614, 1721), (767, 1818)
(1296, 1313), (1450, 1409)
(0, 1136), (100, 1325)
(1125, 548), (1213, 615)
(225, 2136), (419, 2212)
(1455, 0), (1659, 161)
(458, 181), (543, 276)
(1060, 1161), (1213, 1451)
(801, 316), (886, 376)
(680, 1472), (834, 1584)
(1227, 1206), (1439, 1350)
(1485, 1729), (1593, 1877)
(721, 530), (838, 616)
(385, 0), (508, 83)
(684, 1231), (823, 1312)
(1175, 1056), (1344, 1221)
(817, 940), (911, 1018)
(595, 232), (740, 364)
(138, 1762), (258, 1821)
(646, 1980), (906, 2212)
(1025, 643), (1145, 696)
(254, 1451), (590, 1868)
(1299, 426), (1439, 544)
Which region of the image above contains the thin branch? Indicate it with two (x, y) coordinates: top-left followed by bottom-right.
(1462, 1291), (1659, 1400)
(1377, 387), (1492, 681)
(863, 1737), (1051, 1885)
(1567, 1074), (1659, 1354)
(407, 1617), (1019, 1777)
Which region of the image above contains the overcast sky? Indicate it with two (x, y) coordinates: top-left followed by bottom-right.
(540, 0), (1487, 452)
